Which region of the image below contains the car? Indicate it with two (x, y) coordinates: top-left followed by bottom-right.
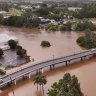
(0, 79), (3, 83)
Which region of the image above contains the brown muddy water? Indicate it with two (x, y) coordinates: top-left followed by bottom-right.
(0, 26), (96, 96)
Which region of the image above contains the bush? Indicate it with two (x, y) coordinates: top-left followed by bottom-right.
(45, 24), (58, 31)
(16, 49), (26, 57)
(8, 40), (17, 49)
(0, 49), (4, 57)
(41, 41), (51, 47)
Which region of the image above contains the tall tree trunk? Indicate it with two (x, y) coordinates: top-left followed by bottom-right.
(42, 84), (44, 95)
(37, 84), (38, 90)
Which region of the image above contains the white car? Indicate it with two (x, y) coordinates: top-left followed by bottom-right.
(0, 79), (3, 83)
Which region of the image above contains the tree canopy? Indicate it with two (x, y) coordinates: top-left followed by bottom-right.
(77, 29), (96, 49)
(48, 73), (83, 96)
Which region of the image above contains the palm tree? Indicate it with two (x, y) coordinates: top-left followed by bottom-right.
(34, 75), (47, 94)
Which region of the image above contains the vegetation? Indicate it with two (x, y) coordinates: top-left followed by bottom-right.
(45, 24), (58, 31)
(75, 20), (96, 31)
(8, 40), (17, 49)
(73, 4), (96, 19)
(16, 49), (26, 57)
(41, 41), (51, 47)
(59, 25), (66, 31)
(16, 45), (22, 50)
(1, 15), (40, 28)
(0, 49), (4, 57)
(77, 29), (96, 49)
(34, 75), (47, 92)
(48, 73), (83, 96)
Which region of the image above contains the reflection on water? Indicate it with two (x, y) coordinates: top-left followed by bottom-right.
(0, 26), (95, 96)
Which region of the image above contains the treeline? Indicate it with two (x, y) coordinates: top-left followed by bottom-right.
(0, 14), (40, 28)
(73, 4), (96, 19)
(40, 20), (96, 31)
(75, 20), (96, 31)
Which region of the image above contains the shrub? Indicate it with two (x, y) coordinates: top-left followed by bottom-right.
(41, 41), (51, 47)
(8, 39), (17, 49)
(0, 48), (4, 57)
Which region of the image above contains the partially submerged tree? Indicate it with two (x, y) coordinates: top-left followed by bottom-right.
(16, 45), (22, 50)
(41, 41), (51, 47)
(16, 49), (26, 57)
(34, 75), (47, 93)
(48, 73), (84, 96)
(8, 40), (17, 49)
(77, 29), (96, 49)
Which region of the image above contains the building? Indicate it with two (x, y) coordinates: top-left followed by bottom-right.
(0, 34), (17, 50)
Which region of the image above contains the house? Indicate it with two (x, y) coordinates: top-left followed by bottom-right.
(0, 34), (18, 50)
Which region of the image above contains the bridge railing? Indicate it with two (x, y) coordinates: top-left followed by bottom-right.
(0, 49), (96, 80)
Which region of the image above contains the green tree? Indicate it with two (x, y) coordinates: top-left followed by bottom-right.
(8, 40), (17, 49)
(16, 45), (22, 50)
(36, 8), (49, 16)
(16, 49), (26, 57)
(41, 41), (51, 47)
(34, 75), (47, 93)
(77, 29), (96, 49)
(66, 21), (72, 31)
(48, 73), (83, 96)
(0, 49), (4, 57)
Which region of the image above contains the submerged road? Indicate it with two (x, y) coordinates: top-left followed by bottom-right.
(0, 48), (96, 88)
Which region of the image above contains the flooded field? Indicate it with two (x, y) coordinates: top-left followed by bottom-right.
(0, 26), (95, 96)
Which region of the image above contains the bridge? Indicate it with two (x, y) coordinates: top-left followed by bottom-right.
(0, 48), (96, 89)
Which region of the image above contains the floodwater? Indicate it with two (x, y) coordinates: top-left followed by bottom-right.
(0, 26), (96, 96)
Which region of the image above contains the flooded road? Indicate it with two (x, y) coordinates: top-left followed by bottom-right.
(0, 26), (95, 96)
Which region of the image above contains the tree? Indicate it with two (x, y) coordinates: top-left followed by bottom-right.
(41, 41), (51, 47)
(8, 40), (17, 49)
(16, 49), (26, 57)
(34, 75), (47, 93)
(36, 8), (49, 16)
(66, 21), (72, 31)
(77, 29), (96, 49)
(48, 73), (84, 96)
(0, 49), (4, 57)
